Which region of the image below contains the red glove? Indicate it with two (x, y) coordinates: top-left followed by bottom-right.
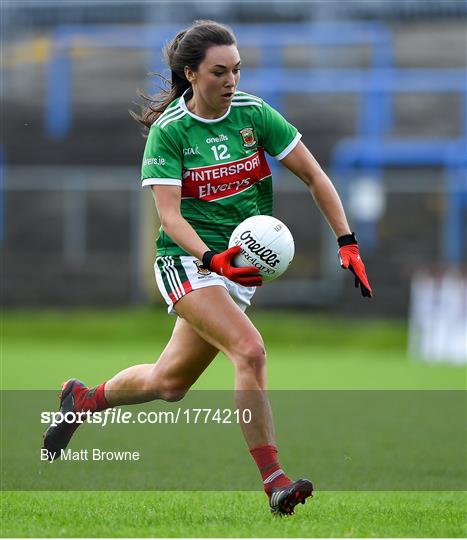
(338, 233), (373, 298)
(202, 246), (263, 287)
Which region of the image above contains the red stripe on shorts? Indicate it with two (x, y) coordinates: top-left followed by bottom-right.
(168, 280), (192, 304)
(182, 279), (193, 294)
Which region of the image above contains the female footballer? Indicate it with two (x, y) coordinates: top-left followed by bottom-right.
(44, 20), (372, 516)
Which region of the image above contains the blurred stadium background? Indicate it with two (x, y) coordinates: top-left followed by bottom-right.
(2, 0), (466, 363)
(1, 3), (466, 536)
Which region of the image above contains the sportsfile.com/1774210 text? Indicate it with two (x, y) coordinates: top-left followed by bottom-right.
(40, 407), (253, 428)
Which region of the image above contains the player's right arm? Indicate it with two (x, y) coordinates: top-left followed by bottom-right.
(142, 123), (210, 260)
(150, 185), (210, 261)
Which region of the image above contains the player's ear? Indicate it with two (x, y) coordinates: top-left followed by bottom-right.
(184, 66), (196, 84)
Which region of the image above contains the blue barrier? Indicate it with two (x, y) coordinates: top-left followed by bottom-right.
(46, 28), (72, 140)
(241, 67), (467, 139)
(239, 67), (467, 93)
(331, 138), (467, 262)
(45, 22), (394, 138)
(444, 143), (467, 263)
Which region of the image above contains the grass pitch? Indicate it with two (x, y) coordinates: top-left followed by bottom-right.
(1, 308), (465, 537)
(2, 491), (465, 538)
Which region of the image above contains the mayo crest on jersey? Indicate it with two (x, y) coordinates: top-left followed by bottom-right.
(141, 89), (301, 256)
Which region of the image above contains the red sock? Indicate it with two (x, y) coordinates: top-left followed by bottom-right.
(250, 444), (292, 495)
(73, 382), (109, 413)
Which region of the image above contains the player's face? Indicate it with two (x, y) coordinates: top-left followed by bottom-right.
(188, 45), (241, 114)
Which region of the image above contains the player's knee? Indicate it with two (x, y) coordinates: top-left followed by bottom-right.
(234, 339), (266, 374)
(157, 380), (188, 402)
(142, 372), (188, 402)
(159, 388), (187, 402)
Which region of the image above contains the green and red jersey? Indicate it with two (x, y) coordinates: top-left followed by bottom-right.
(141, 89), (301, 256)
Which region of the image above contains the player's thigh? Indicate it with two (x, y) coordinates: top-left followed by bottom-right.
(174, 285), (265, 364)
(152, 316), (219, 389)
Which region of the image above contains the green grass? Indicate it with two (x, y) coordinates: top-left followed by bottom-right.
(2, 308), (463, 390)
(1, 491), (465, 537)
(1, 308), (465, 537)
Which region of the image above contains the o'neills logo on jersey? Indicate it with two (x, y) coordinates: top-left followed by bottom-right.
(181, 150), (271, 202)
(206, 134), (228, 144)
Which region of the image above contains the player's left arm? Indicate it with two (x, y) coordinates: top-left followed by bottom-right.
(280, 141), (373, 298)
(280, 141), (349, 236)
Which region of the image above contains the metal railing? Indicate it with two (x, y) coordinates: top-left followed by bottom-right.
(44, 22), (394, 138)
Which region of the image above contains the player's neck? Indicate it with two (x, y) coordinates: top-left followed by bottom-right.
(185, 95), (228, 120)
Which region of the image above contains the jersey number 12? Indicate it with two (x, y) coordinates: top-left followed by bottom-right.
(210, 144), (231, 161)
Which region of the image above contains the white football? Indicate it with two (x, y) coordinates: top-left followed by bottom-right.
(228, 215), (295, 282)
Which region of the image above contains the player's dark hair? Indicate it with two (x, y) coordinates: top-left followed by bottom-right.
(130, 20), (236, 130)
